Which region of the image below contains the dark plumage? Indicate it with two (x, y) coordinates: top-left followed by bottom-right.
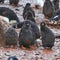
(43, 0), (54, 18)
(8, 56), (18, 60)
(0, 7), (21, 28)
(49, 9), (60, 21)
(25, 10), (36, 23)
(53, 0), (59, 11)
(0, 0), (4, 3)
(18, 20), (40, 39)
(40, 22), (55, 49)
(23, 3), (35, 20)
(5, 27), (18, 47)
(19, 20), (40, 48)
(0, 7), (19, 23)
(19, 21), (36, 48)
(9, 0), (19, 6)
(0, 21), (5, 47)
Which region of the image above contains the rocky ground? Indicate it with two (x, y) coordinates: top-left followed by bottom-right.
(0, 0), (60, 60)
(0, 38), (60, 60)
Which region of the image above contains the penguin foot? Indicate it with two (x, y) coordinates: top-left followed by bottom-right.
(20, 45), (27, 50)
(42, 48), (53, 54)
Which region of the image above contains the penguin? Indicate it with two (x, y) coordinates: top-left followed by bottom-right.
(0, 7), (19, 22)
(0, 7), (21, 28)
(9, 0), (19, 6)
(5, 27), (18, 47)
(0, 0), (4, 3)
(0, 21), (5, 47)
(23, 3), (35, 20)
(8, 56), (18, 60)
(40, 22), (55, 49)
(19, 20), (36, 48)
(25, 10), (36, 23)
(53, 0), (59, 11)
(43, 0), (54, 19)
(49, 9), (60, 21)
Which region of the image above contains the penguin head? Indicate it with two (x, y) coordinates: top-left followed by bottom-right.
(8, 56), (18, 60)
(23, 20), (31, 29)
(40, 22), (46, 30)
(40, 22), (46, 27)
(26, 3), (31, 6)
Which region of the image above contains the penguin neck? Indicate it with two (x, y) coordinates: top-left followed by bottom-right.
(46, 0), (50, 2)
(41, 26), (46, 32)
